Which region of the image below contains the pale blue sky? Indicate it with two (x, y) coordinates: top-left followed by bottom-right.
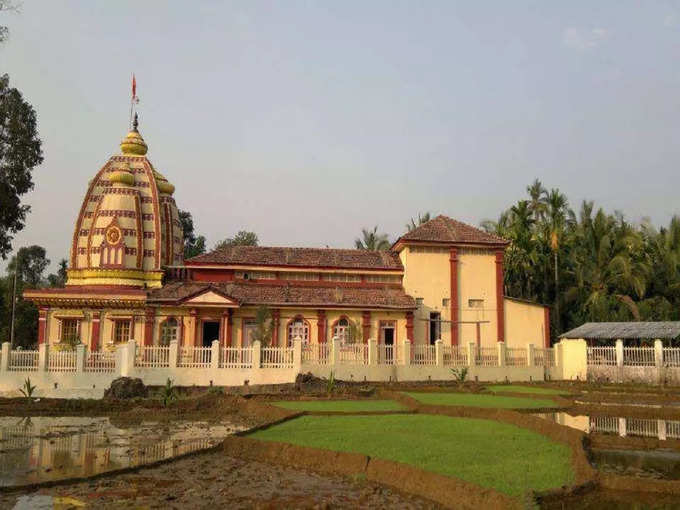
(2, 1), (680, 271)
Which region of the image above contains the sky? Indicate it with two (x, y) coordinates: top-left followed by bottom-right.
(2, 1), (680, 272)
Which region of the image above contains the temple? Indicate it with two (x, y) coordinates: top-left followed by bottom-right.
(24, 119), (550, 353)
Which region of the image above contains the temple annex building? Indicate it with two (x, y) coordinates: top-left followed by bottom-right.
(24, 120), (550, 353)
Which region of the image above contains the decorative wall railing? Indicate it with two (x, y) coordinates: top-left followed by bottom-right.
(136, 345), (170, 368)
(302, 343), (330, 365)
(8, 350), (38, 372)
(85, 351), (116, 373)
(412, 344), (436, 365)
(441, 345), (468, 367)
(261, 347), (294, 368)
(47, 350), (77, 372)
(178, 346), (212, 369)
(586, 340), (680, 383)
(220, 347), (252, 369)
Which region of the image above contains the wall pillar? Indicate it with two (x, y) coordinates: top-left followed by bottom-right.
(211, 340), (220, 370)
(368, 338), (378, 365)
(38, 343), (48, 372)
(468, 341), (477, 367)
(435, 339), (443, 366)
(406, 311), (414, 342)
(252, 340), (262, 368)
(449, 248), (459, 346)
(498, 341), (506, 367)
(76, 343), (86, 372)
(331, 336), (341, 365)
(655, 339), (664, 384)
(271, 309), (280, 347)
(38, 307), (48, 345)
(317, 310), (327, 343)
(169, 339), (179, 368)
(144, 308), (155, 347)
(527, 343), (535, 367)
(495, 250), (505, 343)
(293, 337), (302, 373)
(362, 311), (371, 344)
(615, 339), (624, 367)
(0, 342), (10, 372)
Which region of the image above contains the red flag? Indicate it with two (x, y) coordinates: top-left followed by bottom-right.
(132, 74), (137, 99)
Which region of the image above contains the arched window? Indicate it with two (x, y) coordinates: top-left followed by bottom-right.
(287, 317), (310, 346)
(333, 317), (353, 343)
(160, 318), (178, 346)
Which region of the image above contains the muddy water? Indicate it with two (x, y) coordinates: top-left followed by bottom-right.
(0, 416), (244, 487)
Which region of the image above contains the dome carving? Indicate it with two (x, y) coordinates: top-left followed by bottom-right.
(67, 120), (183, 288)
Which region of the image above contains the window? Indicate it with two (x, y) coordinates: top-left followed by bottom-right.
(442, 298), (450, 307)
(366, 274), (401, 284)
(324, 273), (361, 282)
(468, 299), (484, 309)
(160, 318), (178, 346)
(60, 319), (79, 344)
(113, 320), (131, 343)
(287, 317), (310, 346)
(236, 271), (276, 280)
(333, 317), (354, 343)
(281, 272), (319, 281)
(415, 297), (424, 307)
(242, 319), (258, 347)
(429, 313), (441, 345)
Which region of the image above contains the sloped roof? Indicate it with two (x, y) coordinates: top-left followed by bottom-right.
(560, 322), (680, 340)
(394, 215), (508, 247)
(186, 246), (403, 271)
(148, 281), (416, 310)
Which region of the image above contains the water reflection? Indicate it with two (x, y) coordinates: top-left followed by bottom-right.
(0, 416), (242, 486)
(537, 412), (680, 441)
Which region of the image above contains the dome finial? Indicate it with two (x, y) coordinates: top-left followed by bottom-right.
(132, 112), (139, 132)
(120, 116), (148, 155)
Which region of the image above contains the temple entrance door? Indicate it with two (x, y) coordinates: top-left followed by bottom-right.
(202, 321), (220, 347)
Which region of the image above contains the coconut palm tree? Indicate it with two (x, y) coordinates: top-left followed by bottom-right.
(405, 212), (432, 232)
(355, 226), (390, 251)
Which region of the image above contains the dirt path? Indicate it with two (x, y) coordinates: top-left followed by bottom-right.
(0, 450), (442, 509)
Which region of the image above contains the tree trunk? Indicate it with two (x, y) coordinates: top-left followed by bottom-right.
(554, 250), (560, 334)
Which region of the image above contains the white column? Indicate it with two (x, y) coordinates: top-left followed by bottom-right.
(293, 338), (302, 372)
(468, 341), (477, 367)
(211, 340), (220, 370)
(169, 339), (179, 368)
(252, 340), (262, 368)
(497, 341), (506, 367)
(38, 343), (48, 372)
(368, 338), (378, 365)
(615, 339), (624, 367)
(618, 417), (627, 437)
(76, 344), (86, 373)
(331, 336), (341, 366)
(0, 342), (10, 372)
(402, 338), (411, 366)
(658, 419), (667, 441)
(527, 344), (535, 367)
(435, 339), (443, 366)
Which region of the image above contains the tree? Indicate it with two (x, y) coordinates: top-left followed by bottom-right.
(0, 1), (19, 44)
(47, 258), (68, 287)
(405, 212), (431, 232)
(7, 245), (49, 287)
(178, 209), (206, 259)
(214, 230), (258, 250)
(0, 74), (44, 259)
(355, 226), (390, 251)
(251, 305), (273, 346)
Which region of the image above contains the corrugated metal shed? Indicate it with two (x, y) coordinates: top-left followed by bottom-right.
(559, 322), (680, 340)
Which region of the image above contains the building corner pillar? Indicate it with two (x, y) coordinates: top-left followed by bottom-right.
(362, 311), (371, 344)
(144, 308), (155, 347)
(495, 249), (505, 343)
(91, 311), (101, 351)
(449, 248), (459, 346)
(406, 311), (414, 342)
(317, 310), (327, 343)
(271, 309), (280, 347)
(38, 307), (48, 345)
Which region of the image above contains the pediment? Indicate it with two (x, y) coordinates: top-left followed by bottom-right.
(183, 289), (238, 306)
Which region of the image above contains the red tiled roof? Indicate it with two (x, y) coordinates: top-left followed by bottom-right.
(186, 246), (403, 271)
(395, 215), (508, 246)
(148, 281), (416, 310)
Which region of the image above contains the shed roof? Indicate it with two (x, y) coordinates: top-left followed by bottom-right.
(559, 322), (680, 340)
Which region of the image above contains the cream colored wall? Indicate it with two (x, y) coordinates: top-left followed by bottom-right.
(399, 247), (450, 345)
(504, 299), (547, 348)
(457, 251), (498, 347)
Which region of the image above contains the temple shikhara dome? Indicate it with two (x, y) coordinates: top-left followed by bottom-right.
(67, 115), (183, 288)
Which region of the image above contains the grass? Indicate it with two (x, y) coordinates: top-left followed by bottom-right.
(404, 392), (557, 409)
(484, 385), (566, 396)
(272, 399), (406, 412)
(250, 414), (573, 496)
